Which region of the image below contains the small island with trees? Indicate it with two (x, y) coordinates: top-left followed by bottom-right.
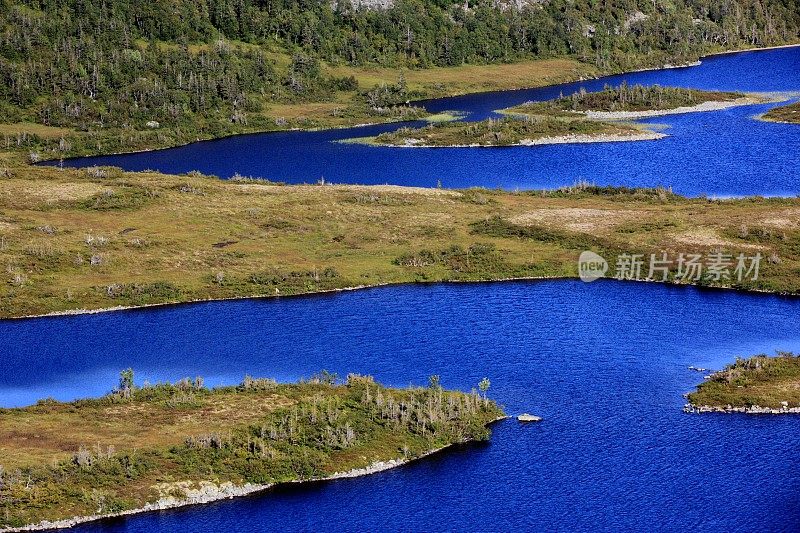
(359, 115), (661, 148)
(506, 83), (756, 118)
(685, 352), (800, 414)
(355, 84), (765, 148)
(0, 371), (503, 531)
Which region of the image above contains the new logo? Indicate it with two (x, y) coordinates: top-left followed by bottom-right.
(578, 251), (608, 282)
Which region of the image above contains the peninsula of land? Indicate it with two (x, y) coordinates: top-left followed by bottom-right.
(0, 372), (503, 530)
(685, 353), (800, 414)
(763, 101), (800, 123)
(2, 158), (800, 319)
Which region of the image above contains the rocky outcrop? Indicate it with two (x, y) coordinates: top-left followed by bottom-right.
(624, 11), (649, 30)
(7, 481), (270, 532)
(684, 402), (800, 414)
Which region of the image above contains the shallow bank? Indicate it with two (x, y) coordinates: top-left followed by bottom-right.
(706, 42), (800, 56)
(510, 131), (666, 146)
(6, 278), (566, 321)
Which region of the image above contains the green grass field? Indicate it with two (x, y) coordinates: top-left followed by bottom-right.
(1, 160), (800, 318)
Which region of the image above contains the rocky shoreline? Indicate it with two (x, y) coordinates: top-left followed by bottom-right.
(2, 455), (438, 532)
(5, 481), (274, 532)
(684, 403), (800, 414)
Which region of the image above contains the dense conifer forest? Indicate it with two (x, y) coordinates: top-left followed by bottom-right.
(1, 0), (798, 152)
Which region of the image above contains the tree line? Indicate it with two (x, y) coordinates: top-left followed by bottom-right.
(0, 0), (798, 132)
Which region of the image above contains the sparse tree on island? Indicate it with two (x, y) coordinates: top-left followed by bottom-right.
(118, 368), (134, 399)
(312, 369), (338, 386)
(478, 377), (491, 403)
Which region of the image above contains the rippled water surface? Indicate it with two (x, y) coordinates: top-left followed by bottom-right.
(3, 281), (800, 531)
(54, 47), (800, 196)
(16, 45), (800, 533)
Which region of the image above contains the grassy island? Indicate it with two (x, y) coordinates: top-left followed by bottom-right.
(363, 115), (655, 148)
(501, 84), (763, 122)
(686, 353), (800, 413)
(356, 85), (756, 148)
(520, 83), (746, 114)
(762, 101), (800, 123)
(0, 372), (503, 530)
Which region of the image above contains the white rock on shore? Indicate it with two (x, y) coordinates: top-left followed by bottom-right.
(3, 460), (417, 533)
(684, 403), (800, 414)
(6, 481), (271, 533)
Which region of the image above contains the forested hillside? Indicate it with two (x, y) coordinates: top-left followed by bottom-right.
(1, 0), (798, 156)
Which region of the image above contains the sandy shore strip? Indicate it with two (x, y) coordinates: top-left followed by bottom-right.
(583, 96), (772, 120)
(3, 420), (509, 533)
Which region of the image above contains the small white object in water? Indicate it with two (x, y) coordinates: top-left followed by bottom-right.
(517, 414), (542, 422)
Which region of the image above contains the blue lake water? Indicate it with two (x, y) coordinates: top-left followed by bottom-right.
(3, 280), (800, 531)
(53, 46), (800, 197)
(12, 46), (800, 531)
